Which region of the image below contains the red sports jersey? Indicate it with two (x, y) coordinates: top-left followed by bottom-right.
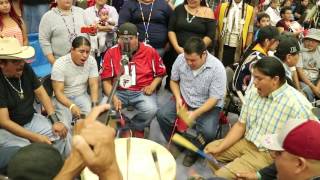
(100, 43), (166, 91)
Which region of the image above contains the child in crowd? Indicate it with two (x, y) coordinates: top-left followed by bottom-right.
(254, 13), (271, 41)
(90, 7), (116, 56)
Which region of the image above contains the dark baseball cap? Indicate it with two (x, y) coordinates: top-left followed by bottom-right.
(257, 26), (280, 42)
(117, 22), (138, 36)
(275, 35), (300, 57)
(7, 143), (63, 180)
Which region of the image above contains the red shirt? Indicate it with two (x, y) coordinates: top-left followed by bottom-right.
(100, 43), (166, 91)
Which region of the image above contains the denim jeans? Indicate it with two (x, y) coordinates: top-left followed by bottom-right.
(0, 146), (20, 174)
(300, 81), (317, 102)
(23, 4), (49, 33)
(0, 113), (71, 158)
(54, 93), (92, 130)
(156, 97), (221, 146)
(116, 90), (158, 131)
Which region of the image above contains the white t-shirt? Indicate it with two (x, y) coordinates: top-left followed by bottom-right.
(51, 53), (98, 97)
(265, 7), (281, 26)
(297, 47), (320, 82)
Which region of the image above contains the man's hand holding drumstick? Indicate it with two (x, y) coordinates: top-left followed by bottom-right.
(54, 104), (122, 180)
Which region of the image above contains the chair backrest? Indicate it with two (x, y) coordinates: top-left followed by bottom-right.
(28, 33), (49, 67)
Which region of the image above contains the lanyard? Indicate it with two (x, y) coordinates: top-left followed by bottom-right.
(57, 8), (77, 43)
(138, 1), (154, 43)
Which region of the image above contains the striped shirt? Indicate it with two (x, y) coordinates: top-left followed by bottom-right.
(171, 52), (226, 108)
(240, 83), (317, 150)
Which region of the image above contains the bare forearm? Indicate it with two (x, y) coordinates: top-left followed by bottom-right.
(98, 163), (122, 180)
(150, 77), (163, 89)
(194, 98), (218, 118)
(35, 86), (55, 115)
(89, 78), (99, 103)
(170, 80), (181, 99)
(217, 121), (246, 151)
(297, 68), (315, 87)
(168, 31), (181, 50)
(54, 150), (85, 180)
(0, 119), (38, 142)
(102, 79), (117, 101)
(47, 53), (56, 64)
(55, 91), (75, 109)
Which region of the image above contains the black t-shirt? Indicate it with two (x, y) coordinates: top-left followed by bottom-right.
(0, 64), (41, 126)
(168, 4), (216, 48)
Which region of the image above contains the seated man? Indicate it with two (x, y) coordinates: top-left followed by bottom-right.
(157, 37), (226, 166)
(51, 36), (99, 129)
(261, 119), (320, 180)
(204, 57), (317, 179)
(0, 37), (71, 159)
(296, 29), (320, 102)
(100, 22), (166, 137)
(236, 119), (320, 180)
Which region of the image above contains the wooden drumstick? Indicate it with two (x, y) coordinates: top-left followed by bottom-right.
(151, 150), (162, 180)
(126, 137), (131, 180)
(172, 133), (236, 175)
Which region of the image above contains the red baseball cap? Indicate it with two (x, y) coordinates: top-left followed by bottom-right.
(262, 119), (320, 160)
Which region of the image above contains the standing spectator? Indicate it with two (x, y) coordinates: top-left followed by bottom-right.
(304, 1), (320, 28)
(276, 6), (303, 35)
(39, 0), (86, 64)
(254, 12), (270, 41)
(0, 0), (28, 45)
(118, 0), (173, 57)
(265, 0), (281, 26)
(294, 0), (309, 23)
(216, 0), (254, 67)
(22, 0), (50, 33)
(84, 0), (118, 67)
(100, 23), (166, 138)
(164, 0), (214, 89)
(296, 29), (320, 102)
(157, 37), (226, 167)
(51, 36), (99, 130)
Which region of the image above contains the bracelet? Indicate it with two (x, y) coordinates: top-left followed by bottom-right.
(48, 112), (60, 124)
(91, 102), (98, 107)
(69, 104), (76, 111)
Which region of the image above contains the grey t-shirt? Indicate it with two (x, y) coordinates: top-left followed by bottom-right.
(39, 6), (87, 59)
(297, 46), (320, 81)
(51, 54), (98, 97)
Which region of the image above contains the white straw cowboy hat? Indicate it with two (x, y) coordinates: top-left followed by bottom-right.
(0, 37), (35, 60)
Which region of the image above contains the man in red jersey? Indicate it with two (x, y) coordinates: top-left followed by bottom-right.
(100, 22), (166, 137)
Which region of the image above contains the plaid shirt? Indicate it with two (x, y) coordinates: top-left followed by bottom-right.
(240, 83), (317, 150)
(171, 52), (226, 108)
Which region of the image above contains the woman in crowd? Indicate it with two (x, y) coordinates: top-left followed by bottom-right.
(118, 0), (173, 57)
(276, 6), (304, 37)
(0, 0), (28, 45)
(84, 0), (118, 67)
(164, 0), (215, 89)
(51, 36), (99, 130)
(39, 0), (86, 64)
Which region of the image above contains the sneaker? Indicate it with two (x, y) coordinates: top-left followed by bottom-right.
(183, 151), (198, 167)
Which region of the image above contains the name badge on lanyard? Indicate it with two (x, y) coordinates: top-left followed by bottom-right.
(120, 65), (132, 88)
